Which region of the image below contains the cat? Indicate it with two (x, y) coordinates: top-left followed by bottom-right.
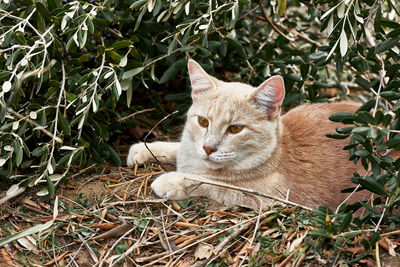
(127, 59), (367, 210)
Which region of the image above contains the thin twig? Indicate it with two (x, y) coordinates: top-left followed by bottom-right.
(335, 169), (371, 214)
(250, 203), (263, 248)
(78, 234), (99, 263)
(66, 234), (96, 267)
(380, 229), (400, 237)
(359, 0), (383, 43)
(258, 0), (294, 43)
(332, 228), (375, 238)
(376, 241), (381, 267)
(73, 164), (103, 190)
(239, 204), (265, 267)
(160, 209), (173, 251)
(184, 176), (313, 211)
(237, 5), (260, 21)
(118, 108), (156, 121)
(5, 107), (62, 143)
(374, 197), (389, 232)
(143, 110), (179, 171)
(257, 15), (321, 47)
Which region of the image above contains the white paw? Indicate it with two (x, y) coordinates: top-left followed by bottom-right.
(127, 142), (151, 167)
(151, 172), (188, 200)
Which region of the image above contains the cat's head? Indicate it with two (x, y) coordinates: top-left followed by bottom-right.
(185, 59), (285, 171)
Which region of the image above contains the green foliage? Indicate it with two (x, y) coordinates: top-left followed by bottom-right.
(0, 0), (399, 250)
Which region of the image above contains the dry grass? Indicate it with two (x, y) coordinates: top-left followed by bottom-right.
(0, 160), (399, 266)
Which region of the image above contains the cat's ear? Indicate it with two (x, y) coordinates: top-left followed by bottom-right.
(250, 76), (285, 119)
(188, 59), (214, 96)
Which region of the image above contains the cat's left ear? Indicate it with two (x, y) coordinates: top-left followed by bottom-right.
(250, 76), (285, 119)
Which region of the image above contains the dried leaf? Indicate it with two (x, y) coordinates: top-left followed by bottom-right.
(379, 238), (398, 257)
(0, 220), (55, 247)
(0, 248), (14, 266)
(23, 198), (42, 209)
(219, 250), (234, 264)
(194, 243), (214, 260)
(340, 247), (366, 254)
(17, 237), (38, 252)
(289, 231), (308, 252)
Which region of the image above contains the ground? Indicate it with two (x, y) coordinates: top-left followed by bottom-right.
(0, 148), (399, 266)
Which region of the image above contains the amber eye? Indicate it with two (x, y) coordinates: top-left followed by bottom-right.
(198, 116), (209, 128)
(228, 125), (244, 134)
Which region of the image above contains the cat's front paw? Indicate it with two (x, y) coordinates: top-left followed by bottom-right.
(151, 172), (188, 200)
(127, 142), (152, 167)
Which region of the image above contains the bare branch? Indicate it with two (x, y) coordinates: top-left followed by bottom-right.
(184, 176), (313, 211)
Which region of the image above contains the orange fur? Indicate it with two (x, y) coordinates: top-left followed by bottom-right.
(128, 60), (369, 210)
(222, 102), (366, 209)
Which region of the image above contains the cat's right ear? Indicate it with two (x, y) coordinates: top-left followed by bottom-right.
(188, 59), (214, 96)
(250, 76), (285, 119)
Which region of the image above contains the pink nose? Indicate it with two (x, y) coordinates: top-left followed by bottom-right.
(203, 145), (217, 156)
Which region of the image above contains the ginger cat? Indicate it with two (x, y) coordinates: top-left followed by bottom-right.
(127, 59), (365, 210)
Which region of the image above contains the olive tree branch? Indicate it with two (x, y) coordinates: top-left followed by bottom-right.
(4, 107), (62, 143)
(258, 0), (295, 43)
(33, 60), (66, 185)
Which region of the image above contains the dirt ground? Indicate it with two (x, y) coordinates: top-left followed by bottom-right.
(0, 160), (399, 266)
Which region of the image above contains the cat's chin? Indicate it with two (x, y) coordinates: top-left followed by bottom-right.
(202, 158), (226, 169)
(202, 157), (239, 170)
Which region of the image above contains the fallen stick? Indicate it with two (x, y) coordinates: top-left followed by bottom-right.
(295, 252), (306, 267)
(381, 229), (400, 237)
(376, 242), (381, 267)
(277, 250), (296, 267)
(184, 176), (313, 211)
(93, 221), (132, 240)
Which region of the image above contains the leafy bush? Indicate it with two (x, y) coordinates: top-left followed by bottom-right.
(0, 0), (399, 232)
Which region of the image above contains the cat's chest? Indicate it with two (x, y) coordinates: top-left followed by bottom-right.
(177, 137), (202, 170)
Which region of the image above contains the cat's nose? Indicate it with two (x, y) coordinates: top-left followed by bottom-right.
(203, 145), (217, 156)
